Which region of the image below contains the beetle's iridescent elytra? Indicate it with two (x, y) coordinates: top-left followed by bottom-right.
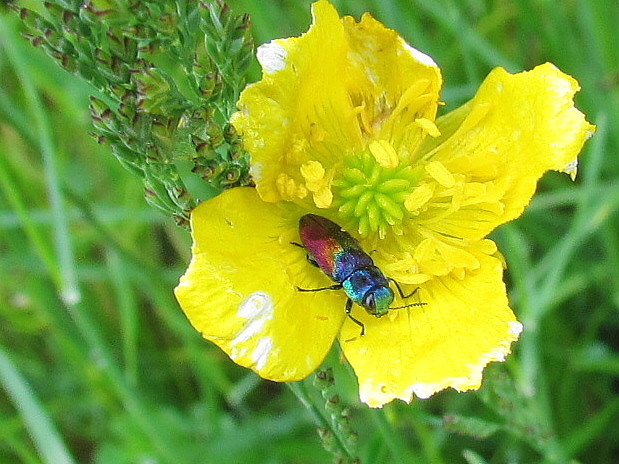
(295, 214), (425, 335)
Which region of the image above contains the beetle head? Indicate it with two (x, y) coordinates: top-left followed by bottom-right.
(362, 286), (394, 317)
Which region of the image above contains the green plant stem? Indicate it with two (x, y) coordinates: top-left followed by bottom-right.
(0, 346), (77, 464)
(505, 114), (610, 462)
(0, 17), (79, 305)
(368, 409), (420, 463)
(287, 381), (358, 462)
(409, 408), (446, 464)
(59, 295), (183, 464)
(107, 249), (139, 387)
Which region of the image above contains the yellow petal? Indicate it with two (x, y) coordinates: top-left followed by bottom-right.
(231, 1), (358, 204)
(231, 0), (442, 208)
(175, 187), (347, 381)
(419, 63), (594, 240)
(342, 10), (442, 150)
(339, 254), (521, 408)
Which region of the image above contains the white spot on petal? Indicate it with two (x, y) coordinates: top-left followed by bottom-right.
(400, 41), (438, 68)
(509, 321), (524, 336)
(257, 41), (288, 74)
(253, 337), (274, 370)
(231, 317), (269, 346)
(231, 292), (276, 371)
(562, 159), (578, 181)
(238, 291), (275, 320)
(233, 292), (274, 347)
(411, 383), (441, 400)
(229, 346), (248, 360)
(250, 162), (265, 182)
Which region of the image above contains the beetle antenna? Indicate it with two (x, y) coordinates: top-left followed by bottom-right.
(388, 281), (427, 310)
(390, 301), (427, 310)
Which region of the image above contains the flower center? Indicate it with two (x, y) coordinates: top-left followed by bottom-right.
(333, 150), (421, 239)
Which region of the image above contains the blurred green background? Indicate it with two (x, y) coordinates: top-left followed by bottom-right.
(1, 1), (617, 463)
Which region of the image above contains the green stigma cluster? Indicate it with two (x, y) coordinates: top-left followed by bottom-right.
(334, 151), (422, 239)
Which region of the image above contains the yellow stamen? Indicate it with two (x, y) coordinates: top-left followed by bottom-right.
(391, 79), (431, 117)
(314, 187), (333, 208)
(300, 160), (333, 208)
(415, 118), (441, 137)
(369, 139), (399, 168)
(425, 160), (455, 188)
(300, 160), (326, 185)
(276, 173), (307, 200)
(404, 184), (434, 212)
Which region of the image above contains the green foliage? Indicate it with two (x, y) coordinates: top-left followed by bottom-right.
(1, 1), (619, 463)
(14, 0), (254, 225)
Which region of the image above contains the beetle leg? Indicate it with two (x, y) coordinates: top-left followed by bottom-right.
(345, 298), (365, 337)
(389, 279), (420, 299)
(388, 279), (428, 310)
(296, 284), (342, 292)
(291, 242), (319, 267)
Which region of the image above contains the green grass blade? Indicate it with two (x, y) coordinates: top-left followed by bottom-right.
(0, 16), (80, 305)
(0, 346), (77, 464)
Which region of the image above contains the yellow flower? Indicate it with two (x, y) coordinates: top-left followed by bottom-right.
(175, 1), (594, 407)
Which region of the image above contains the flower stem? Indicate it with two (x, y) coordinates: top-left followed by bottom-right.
(287, 380), (360, 463)
(368, 409), (420, 463)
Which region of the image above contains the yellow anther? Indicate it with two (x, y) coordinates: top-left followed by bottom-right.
(425, 160), (455, 188)
(276, 173), (307, 200)
(415, 118), (441, 137)
(368, 139), (399, 168)
(313, 187), (333, 209)
(300, 160), (325, 185)
(404, 184), (434, 212)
